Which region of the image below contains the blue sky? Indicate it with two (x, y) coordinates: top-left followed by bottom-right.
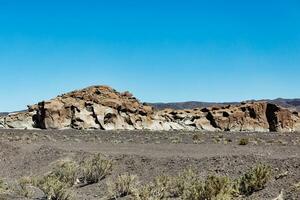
(0, 0), (300, 111)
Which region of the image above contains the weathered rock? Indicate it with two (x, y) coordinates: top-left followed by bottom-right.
(1, 112), (35, 129)
(1, 85), (300, 132)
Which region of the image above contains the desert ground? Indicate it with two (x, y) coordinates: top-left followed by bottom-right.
(0, 129), (299, 200)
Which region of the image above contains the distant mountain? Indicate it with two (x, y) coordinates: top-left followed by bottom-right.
(149, 101), (239, 110)
(150, 98), (300, 111)
(0, 112), (9, 116)
(0, 110), (26, 117)
(270, 98), (300, 110)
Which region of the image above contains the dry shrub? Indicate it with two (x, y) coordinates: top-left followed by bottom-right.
(125, 164), (272, 200)
(0, 179), (5, 194)
(15, 177), (35, 198)
(172, 168), (200, 198)
(239, 138), (249, 145)
(293, 181), (300, 191)
(132, 169), (235, 200)
(50, 161), (78, 187)
(107, 173), (139, 198)
(80, 153), (113, 184)
(132, 174), (178, 200)
(238, 164), (272, 196)
(16, 161), (77, 200)
(200, 176), (234, 200)
(36, 175), (74, 200)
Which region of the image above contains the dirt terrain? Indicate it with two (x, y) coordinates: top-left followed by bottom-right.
(0, 130), (299, 199)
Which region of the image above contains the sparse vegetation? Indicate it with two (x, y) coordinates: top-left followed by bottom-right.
(292, 181), (300, 191)
(13, 161), (78, 199)
(107, 173), (139, 199)
(36, 175), (74, 200)
(170, 136), (182, 144)
(80, 153), (113, 185)
(192, 134), (203, 144)
(239, 138), (249, 145)
(0, 178), (5, 194)
(132, 172), (235, 200)
(200, 175), (235, 200)
(238, 164), (272, 196)
(107, 164), (272, 200)
(15, 176), (35, 198)
(50, 160), (78, 187)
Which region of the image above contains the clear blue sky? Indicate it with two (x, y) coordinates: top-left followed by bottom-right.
(0, 0), (299, 111)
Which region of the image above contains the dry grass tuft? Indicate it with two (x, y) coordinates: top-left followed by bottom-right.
(15, 177), (35, 198)
(0, 179), (5, 194)
(111, 164), (272, 200)
(107, 173), (139, 199)
(36, 175), (74, 200)
(239, 138), (249, 145)
(80, 153), (113, 185)
(238, 164), (272, 196)
(50, 161), (78, 187)
(132, 169), (236, 200)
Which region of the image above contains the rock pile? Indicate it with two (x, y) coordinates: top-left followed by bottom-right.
(1, 85), (300, 132)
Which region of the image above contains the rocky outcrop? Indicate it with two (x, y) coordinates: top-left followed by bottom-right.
(158, 102), (300, 132)
(1, 85), (300, 132)
(0, 112), (35, 129)
(25, 86), (162, 130)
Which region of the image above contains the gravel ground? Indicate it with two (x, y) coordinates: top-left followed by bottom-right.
(0, 129), (299, 200)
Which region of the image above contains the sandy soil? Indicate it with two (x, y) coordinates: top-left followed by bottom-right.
(0, 129), (299, 200)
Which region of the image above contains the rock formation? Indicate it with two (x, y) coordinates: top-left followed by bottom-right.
(1, 85), (300, 132)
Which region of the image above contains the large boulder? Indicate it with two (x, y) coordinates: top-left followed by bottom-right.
(27, 86), (159, 130)
(0, 112), (35, 129)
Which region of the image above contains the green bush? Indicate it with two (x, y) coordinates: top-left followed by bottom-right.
(238, 164), (272, 196)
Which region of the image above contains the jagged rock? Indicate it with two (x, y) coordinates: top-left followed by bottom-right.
(1, 85), (300, 132)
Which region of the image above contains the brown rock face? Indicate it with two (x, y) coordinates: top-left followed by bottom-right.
(26, 86), (156, 130)
(1, 85), (300, 132)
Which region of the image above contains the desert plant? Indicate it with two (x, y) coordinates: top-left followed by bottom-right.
(192, 134), (203, 144)
(239, 138), (249, 145)
(238, 164), (272, 196)
(80, 153), (113, 184)
(180, 179), (203, 200)
(15, 161), (77, 200)
(132, 174), (178, 200)
(133, 185), (155, 200)
(107, 173), (139, 199)
(292, 181), (300, 192)
(153, 175), (175, 198)
(133, 183), (172, 200)
(173, 168), (199, 198)
(36, 175), (74, 200)
(122, 164), (272, 200)
(200, 175), (234, 200)
(0, 178), (5, 194)
(50, 161), (78, 187)
(15, 177), (35, 198)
